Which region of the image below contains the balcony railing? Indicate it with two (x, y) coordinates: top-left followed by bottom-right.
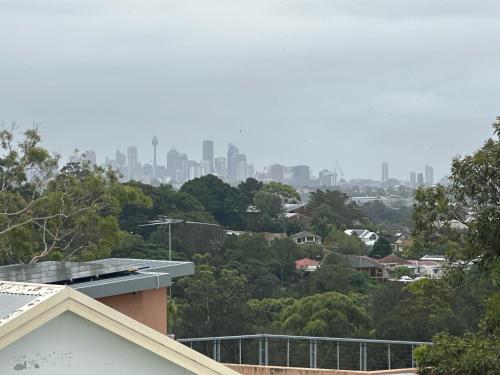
(178, 334), (431, 371)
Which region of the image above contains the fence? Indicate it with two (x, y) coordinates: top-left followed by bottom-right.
(178, 334), (431, 371)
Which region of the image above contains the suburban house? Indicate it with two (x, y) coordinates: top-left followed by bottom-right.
(344, 229), (379, 247)
(295, 258), (321, 272)
(379, 254), (413, 274)
(407, 259), (444, 279)
(344, 255), (388, 279)
(0, 258), (194, 334)
(290, 231), (322, 245)
(0, 281), (238, 375)
(283, 203), (313, 226)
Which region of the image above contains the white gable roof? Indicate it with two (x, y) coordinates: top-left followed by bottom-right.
(0, 281), (238, 375)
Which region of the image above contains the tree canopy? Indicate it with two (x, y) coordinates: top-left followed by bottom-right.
(0, 127), (149, 264)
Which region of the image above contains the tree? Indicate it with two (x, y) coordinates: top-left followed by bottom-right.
(323, 228), (365, 255)
(369, 236), (392, 258)
(180, 175), (247, 228)
(0, 127), (149, 264)
(403, 120), (500, 373)
(238, 178), (263, 206)
(119, 182), (214, 236)
(278, 292), (372, 337)
(174, 265), (250, 337)
(308, 189), (362, 237)
(301, 253), (373, 295)
(260, 182), (300, 203)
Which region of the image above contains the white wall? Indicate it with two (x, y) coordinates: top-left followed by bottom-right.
(0, 312), (194, 375)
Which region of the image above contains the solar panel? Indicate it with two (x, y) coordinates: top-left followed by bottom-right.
(0, 261), (136, 284)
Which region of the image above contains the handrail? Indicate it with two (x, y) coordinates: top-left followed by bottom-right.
(177, 333), (431, 346)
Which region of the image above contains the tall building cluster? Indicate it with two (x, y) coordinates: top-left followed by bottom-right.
(102, 139), (255, 186)
(84, 139), (437, 190)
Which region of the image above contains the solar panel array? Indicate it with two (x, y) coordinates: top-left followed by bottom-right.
(0, 261), (135, 284)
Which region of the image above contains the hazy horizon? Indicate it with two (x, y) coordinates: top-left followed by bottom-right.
(1, 0), (499, 181)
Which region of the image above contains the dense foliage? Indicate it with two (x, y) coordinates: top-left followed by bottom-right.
(2, 124), (498, 374)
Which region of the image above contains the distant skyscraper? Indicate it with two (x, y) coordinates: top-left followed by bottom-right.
(83, 150), (96, 164)
(319, 170), (335, 187)
(425, 165), (434, 186)
(417, 172), (424, 187)
(200, 160), (211, 176)
(167, 149), (181, 180)
(152, 136), (158, 180)
(227, 143), (239, 183)
(116, 150), (126, 167)
(268, 164), (285, 183)
(214, 157), (226, 179)
(382, 162), (389, 183)
(237, 162), (254, 182)
(202, 140), (214, 173)
(410, 171), (416, 187)
(127, 146), (138, 180)
(291, 165), (311, 187)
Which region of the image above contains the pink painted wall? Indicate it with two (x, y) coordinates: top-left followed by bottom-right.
(97, 287), (168, 334)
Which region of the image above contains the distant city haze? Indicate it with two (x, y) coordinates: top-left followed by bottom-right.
(1, 0), (499, 181)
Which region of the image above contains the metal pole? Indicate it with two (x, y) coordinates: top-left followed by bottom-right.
(258, 337), (262, 365)
(336, 341), (340, 370)
(217, 340), (221, 362)
(411, 344), (415, 368)
(387, 344), (391, 370)
(213, 340), (217, 360)
(168, 223), (172, 261)
(309, 339), (313, 368)
(363, 343), (367, 371)
(264, 337), (269, 366)
(286, 339), (290, 367)
(313, 340), (318, 368)
(239, 339), (242, 365)
(359, 343), (363, 371)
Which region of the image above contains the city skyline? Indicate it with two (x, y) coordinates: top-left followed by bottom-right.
(85, 137), (439, 186)
(2, 1), (498, 184)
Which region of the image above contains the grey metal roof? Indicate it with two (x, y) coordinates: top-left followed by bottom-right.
(0, 282), (63, 325)
(290, 231), (321, 239)
(0, 258), (195, 299)
(0, 293), (36, 320)
(344, 255), (382, 269)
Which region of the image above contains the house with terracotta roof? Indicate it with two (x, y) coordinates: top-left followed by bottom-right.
(295, 258), (321, 272)
(0, 281), (238, 375)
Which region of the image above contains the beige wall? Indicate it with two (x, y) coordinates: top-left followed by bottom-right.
(97, 287), (167, 334)
(225, 364), (417, 375)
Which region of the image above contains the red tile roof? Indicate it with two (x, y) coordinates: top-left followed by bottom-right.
(295, 258), (320, 270)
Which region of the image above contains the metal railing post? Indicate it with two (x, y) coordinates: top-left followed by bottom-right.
(286, 339), (290, 367)
(363, 342), (367, 371)
(387, 344), (391, 370)
(336, 341), (340, 370)
(264, 336), (269, 366)
(217, 340), (221, 362)
(239, 339), (242, 365)
(411, 344), (415, 368)
(359, 343), (363, 371)
(213, 340), (217, 361)
(258, 337), (263, 365)
(313, 340), (318, 368)
(309, 339), (313, 368)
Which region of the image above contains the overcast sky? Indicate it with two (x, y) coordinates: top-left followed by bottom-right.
(1, 0), (499, 181)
